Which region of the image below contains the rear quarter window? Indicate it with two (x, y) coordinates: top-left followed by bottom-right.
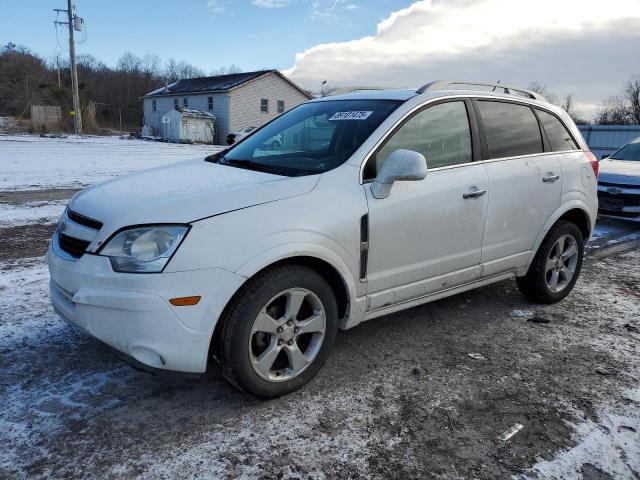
(477, 101), (543, 159)
(536, 110), (578, 151)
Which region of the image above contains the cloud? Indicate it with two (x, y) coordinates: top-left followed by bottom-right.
(252, 0), (294, 7)
(206, 0), (226, 13)
(284, 0), (640, 118)
(311, 0), (359, 19)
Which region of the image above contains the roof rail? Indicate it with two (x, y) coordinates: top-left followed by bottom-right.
(326, 86), (387, 96)
(416, 80), (546, 102)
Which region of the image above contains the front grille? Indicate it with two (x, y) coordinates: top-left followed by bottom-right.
(599, 209), (640, 219)
(67, 209), (103, 230)
(58, 233), (91, 258)
(598, 192), (640, 208)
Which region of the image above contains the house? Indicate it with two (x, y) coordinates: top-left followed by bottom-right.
(143, 70), (312, 144)
(160, 108), (216, 144)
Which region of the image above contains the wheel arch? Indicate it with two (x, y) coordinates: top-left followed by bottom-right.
(524, 202), (594, 274)
(208, 249), (358, 366)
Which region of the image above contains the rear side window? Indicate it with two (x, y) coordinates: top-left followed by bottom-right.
(536, 110), (578, 151)
(372, 101), (472, 175)
(478, 101), (543, 159)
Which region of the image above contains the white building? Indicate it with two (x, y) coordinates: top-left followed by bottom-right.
(143, 70), (312, 144)
(160, 108), (215, 144)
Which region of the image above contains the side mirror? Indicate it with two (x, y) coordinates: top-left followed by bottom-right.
(601, 153), (610, 160)
(370, 149), (428, 199)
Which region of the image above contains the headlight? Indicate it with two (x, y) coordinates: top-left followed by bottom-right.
(99, 225), (189, 273)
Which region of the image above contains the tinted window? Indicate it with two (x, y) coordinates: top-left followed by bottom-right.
(372, 101), (472, 176)
(478, 101), (543, 159)
(536, 110), (578, 151)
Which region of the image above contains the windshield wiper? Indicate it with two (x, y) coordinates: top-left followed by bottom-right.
(221, 158), (280, 175)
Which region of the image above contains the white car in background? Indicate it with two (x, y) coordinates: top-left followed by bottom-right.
(48, 81), (598, 398)
(227, 126), (283, 150)
(598, 137), (640, 222)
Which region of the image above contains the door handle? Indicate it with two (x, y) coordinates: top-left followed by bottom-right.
(463, 189), (487, 199)
(543, 174), (560, 183)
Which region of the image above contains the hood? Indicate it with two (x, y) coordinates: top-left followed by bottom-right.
(599, 159), (640, 186)
(69, 158), (319, 246)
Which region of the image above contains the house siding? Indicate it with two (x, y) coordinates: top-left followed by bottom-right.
(228, 73), (309, 135)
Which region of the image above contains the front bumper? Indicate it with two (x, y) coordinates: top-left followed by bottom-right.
(47, 241), (246, 373)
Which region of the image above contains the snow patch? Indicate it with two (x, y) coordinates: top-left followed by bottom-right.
(0, 134), (224, 191)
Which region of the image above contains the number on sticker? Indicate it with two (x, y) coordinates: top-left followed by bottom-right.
(329, 111), (373, 121)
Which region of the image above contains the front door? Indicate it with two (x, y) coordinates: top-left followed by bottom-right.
(364, 100), (489, 311)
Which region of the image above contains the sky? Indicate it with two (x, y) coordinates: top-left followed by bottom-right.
(2, 0), (640, 119)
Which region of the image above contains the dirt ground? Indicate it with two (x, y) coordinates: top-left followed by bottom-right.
(1, 187), (639, 480)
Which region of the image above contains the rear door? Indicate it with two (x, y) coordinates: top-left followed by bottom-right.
(475, 100), (562, 276)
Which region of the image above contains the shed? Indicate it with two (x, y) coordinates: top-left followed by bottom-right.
(161, 108), (216, 144)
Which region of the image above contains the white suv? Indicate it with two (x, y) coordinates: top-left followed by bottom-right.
(48, 81), (598, 398)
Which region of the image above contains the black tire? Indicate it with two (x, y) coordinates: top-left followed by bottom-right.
(215, 265), (338, 398)
(517, 221), (584, 303)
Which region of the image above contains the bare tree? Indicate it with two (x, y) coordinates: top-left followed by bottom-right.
(211, 64), (243, 76)
(596, 75), (640, 125)
(527, 82), (587, 124)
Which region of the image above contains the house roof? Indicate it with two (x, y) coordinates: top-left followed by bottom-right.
(144, 70), (312, 99)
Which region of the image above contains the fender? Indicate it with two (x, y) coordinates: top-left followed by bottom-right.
(522, 199), (594, 275)
(234, 242), (368, 328)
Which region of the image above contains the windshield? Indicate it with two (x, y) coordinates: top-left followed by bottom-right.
(221, 99), (402, 176)
(610, 139), (640, 161)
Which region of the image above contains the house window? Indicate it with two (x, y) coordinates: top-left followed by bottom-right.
(277, 100), (285, 113)
(183, 98), (189, 108)
(208, 96), (214, 110)
(152, 100), (157, 112)
(174, 98), (179, 109)
(261, 99), (269, 113)
(292, 132), (300, 145)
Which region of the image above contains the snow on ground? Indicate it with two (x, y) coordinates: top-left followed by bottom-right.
(0, 201), (65, 227)
(0, 134), (223, 191)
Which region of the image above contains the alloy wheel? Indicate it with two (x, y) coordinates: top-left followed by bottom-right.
(545, 234), (579, 292)
(248, 288), (326, 382)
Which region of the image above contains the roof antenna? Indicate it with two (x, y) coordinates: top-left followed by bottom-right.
(492, 80), (501, 92)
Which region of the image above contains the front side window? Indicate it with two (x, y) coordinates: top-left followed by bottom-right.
(277, 100), (285, 113)
(208, 96), (214, 110)
(220, 99), (401, 177)
(536, 110), (578, 151)
(610, 139), (640, 161)
(478, 101), (543, 159)
(261, 99), (269, 113)
(183, 98), (189, 108)
(368, 101), (472, 178)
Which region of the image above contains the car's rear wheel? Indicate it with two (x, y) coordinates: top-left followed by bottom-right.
(216, 265), (338, 398)
(517, 221), (584, 303)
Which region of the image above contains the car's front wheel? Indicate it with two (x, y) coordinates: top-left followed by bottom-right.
(517, 221), (584, 303)
(216, 265), (338, 398)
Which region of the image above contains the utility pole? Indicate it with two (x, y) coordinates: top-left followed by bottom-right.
(56, 55), (61, 88)
(54, 0), (82, 135)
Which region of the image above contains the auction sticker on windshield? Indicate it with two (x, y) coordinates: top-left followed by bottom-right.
(329, 111), (373, 121)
